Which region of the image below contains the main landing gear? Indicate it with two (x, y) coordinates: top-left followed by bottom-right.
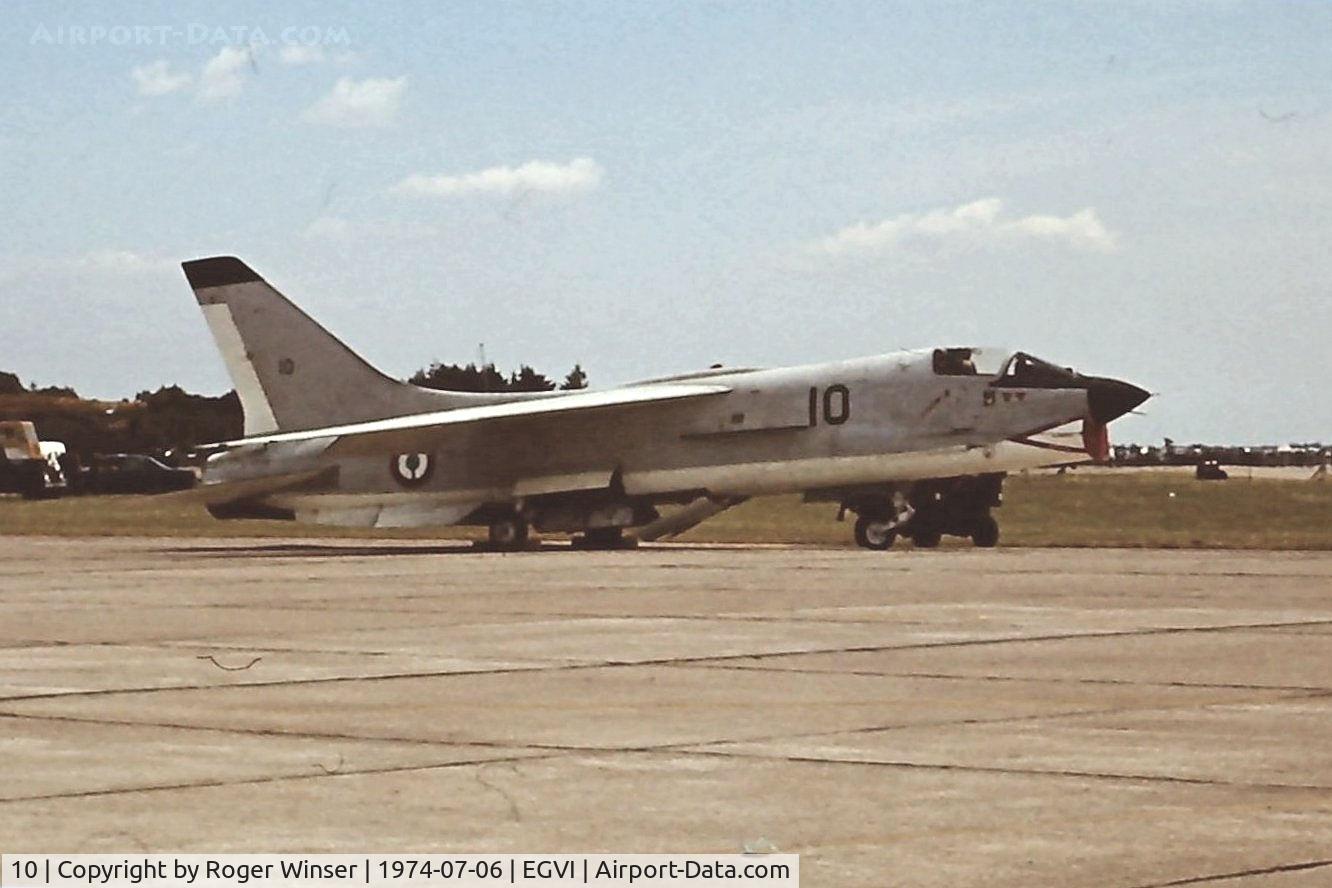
(484, 519), (641, 551)
(487, 516), (530, 550)
(846, 473), (1004, 551)
(570, 528), (639, 550)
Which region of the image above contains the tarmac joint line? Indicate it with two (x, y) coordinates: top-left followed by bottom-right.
(1131, 857), (1332, 886)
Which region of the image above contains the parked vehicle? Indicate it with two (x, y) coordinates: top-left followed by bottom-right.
(82, 453), (198, 495)
(0, 421), (68, 498)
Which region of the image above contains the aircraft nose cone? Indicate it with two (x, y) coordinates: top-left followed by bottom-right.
(1087, 377), (1150, 424)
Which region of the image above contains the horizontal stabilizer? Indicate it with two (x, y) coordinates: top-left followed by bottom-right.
(180, 466), (338, 507)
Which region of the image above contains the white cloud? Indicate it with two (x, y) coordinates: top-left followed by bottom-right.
(77, 249), (173, 274)
(813, 198), (1118, 255)
(1002, 207), (1116, 248)
(131, 60), (191, 96)
(392, 158), (604, 199)
(0, 249), (173, 282)
(302, 216), (353, 240)
(279, 45), (324, 66)
(302, 76), (406, 128)
(198, 46), (250, 101)
(301, 215), (442, 243)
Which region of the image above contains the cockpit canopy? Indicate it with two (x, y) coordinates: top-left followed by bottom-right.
(932, 348), (1083, 388)
(995, 352), (1082, 388)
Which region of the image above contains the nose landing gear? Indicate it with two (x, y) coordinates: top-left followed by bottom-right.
(846, 473), (1004, 551)
(970, 513), (1000, 548)
(853, 515), (898, 550)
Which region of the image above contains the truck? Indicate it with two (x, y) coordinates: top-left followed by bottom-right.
(0, 421), (69, 498)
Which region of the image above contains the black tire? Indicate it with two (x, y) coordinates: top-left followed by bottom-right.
(488, 517), (529, 550)
(972, 514), (1000, 548)
(911, 528), (942, 549)
(574, 528), (637, 550)
(853, 515), (897, 551)
(20, 468), (49, 500)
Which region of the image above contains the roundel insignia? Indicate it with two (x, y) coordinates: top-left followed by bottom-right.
(390, 452), (435, 487)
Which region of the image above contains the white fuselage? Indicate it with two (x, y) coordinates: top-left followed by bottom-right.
(207, 348), (1095, 528)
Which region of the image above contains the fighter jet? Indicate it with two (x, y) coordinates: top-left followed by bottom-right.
(183, 256), (1148, 550)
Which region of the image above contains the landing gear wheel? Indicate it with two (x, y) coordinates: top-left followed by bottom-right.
(853, 516), (897, 551)
(488, 517), (529, 550)
(911, 528), (942, 549)
(573, 528), (637, 550)
(971, 514), (1000, 548)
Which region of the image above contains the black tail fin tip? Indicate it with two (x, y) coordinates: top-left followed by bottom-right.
(182, 256), (264, 290)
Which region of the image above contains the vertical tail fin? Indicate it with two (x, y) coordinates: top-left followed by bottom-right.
(182, 256), (476, 434)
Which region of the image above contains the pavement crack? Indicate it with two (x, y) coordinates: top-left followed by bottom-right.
(473, 765), (523, 822)
(196, 655), (263, 672)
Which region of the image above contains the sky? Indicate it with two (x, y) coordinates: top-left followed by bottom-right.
(1, 0), (1329, 445)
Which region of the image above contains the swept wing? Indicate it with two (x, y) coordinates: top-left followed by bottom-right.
(215, 383), (732, 456)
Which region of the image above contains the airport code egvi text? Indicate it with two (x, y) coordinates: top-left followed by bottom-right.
(2, 855), (799, 888)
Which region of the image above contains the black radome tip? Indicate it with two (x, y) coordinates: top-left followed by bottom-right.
(1087, 378), (1151, 424)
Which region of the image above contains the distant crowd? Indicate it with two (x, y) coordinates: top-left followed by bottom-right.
(1114, 440), (1329, 468)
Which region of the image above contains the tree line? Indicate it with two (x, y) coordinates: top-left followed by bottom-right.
(0, 361), (589, 461)
(411, 362), (587, 393)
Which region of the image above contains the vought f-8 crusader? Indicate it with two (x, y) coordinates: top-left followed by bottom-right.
(185, 256), (1148, 550)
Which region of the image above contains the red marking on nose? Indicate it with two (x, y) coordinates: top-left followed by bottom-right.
(1082, 417), (1110, 463)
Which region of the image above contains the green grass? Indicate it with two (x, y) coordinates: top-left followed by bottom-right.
(680, 472), (1332, 549)
(0, 492), (474, 541)
(1, 472), (1329, 549)
(1000, 471), (1332, 549)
